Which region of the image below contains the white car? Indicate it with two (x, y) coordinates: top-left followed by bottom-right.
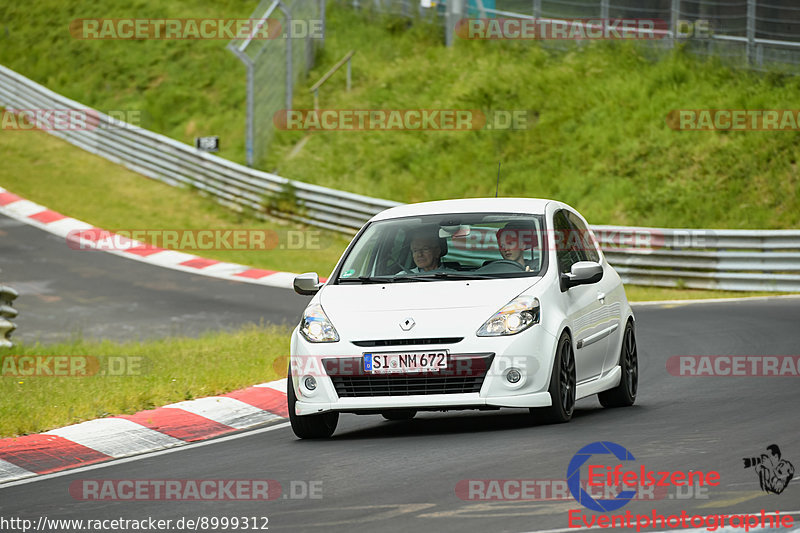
(288, 198), (637, 438)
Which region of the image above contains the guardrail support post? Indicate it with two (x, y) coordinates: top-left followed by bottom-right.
(0, 284), (19, 349)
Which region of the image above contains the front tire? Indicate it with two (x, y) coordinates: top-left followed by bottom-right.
(598, 320), (638, 408)
(531, 331), (576, 424)
(287, 369), (338, 439)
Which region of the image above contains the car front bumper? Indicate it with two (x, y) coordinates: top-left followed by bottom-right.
(290, 325), (560, 415)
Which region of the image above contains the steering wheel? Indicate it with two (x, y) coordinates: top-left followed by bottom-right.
(489, 259), (526, 271)
(386, 259), (407, 274)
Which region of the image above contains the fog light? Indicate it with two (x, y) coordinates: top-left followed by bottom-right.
(506, 368), (522, 384)
(304, 376), (317, 391)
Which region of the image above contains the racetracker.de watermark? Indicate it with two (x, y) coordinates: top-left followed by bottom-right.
(667, 109), (800, 131)
(1, 355), (148, 377)
(0, 108), (143, 131)
(66, 229), (326, 252)
(666, 355), (800, 377)
(68, 479), (322, 500)
(456, 18), (668, 40)
(273, 109), (532, 131)
(449, 227), (666, 253)
(69, 18), (323, 40)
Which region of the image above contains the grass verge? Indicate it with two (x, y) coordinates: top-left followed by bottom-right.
(0, 324), (291, 438)
(623, 286), (792, 302)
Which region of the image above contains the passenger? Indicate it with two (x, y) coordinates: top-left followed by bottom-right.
(496, 222), (536, 271)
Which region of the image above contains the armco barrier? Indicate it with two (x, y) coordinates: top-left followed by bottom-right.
(594, 226), (800, 292)
(0, 64), (798, 291)
(0, 64), (400, 235)
(0, 284), (19, 348)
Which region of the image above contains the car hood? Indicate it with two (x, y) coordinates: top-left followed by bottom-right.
(318, 277), (542, 341)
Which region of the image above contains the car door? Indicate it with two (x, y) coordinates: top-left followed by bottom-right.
(554, 209), (608, 382)
(566, 211), (624, 374)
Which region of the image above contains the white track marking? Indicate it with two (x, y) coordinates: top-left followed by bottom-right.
(44, 418), (183, 458)
(0, 460), (36, 484)
(0, 422), (290, 490)
(163, 397), (283, 429)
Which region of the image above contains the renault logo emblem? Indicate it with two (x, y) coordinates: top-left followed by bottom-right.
(400, 317), (415, 331)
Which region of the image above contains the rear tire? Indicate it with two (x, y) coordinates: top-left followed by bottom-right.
(287, 369), (338, 439)
(381, 409), (417, 421)
(531, 331), (575, 424)
(598, 320), (638, 408)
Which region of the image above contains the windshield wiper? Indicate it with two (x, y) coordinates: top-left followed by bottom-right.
(404, 272), (500, 280)
(339, 272), (512, 284)
(435, 273), (501, 280)
(390, 275), (440, 282)
(337, 276), (396, 284)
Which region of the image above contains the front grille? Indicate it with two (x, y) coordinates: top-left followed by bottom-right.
(351, 337), (463, 347)
(324, 354), (493, 397)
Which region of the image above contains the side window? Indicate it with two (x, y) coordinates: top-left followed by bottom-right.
(566, 212), (600, 263)
(341, 231), (379, 276)
(553, 210), (581, 274)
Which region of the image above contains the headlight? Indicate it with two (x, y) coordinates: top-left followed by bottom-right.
(299, 303), (340, 343)
(476, 295), (540, 337)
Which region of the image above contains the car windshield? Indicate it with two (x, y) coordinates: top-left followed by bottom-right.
(335, 212), (546, 283)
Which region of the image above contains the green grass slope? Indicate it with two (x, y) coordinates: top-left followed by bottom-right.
(1, 2), (798, 228)
(268, 7), (800, 228)
(0, 0), (252, 163)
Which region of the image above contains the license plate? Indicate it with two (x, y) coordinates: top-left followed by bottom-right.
(364, 351), (448, 374)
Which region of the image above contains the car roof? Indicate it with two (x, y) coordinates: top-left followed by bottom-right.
(370, 198), (556, 222)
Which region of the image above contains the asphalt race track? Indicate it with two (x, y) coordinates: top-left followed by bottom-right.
(1, 213), (798, 533)
(0, 214), (309, 343)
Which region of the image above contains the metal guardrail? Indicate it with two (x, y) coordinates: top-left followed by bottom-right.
(0, 64), (400, 234)
(0, 284), (19, 349)
(594, 226), (800, 292)
(0, 64), (798, 291)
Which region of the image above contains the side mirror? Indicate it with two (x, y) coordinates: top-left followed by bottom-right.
(293, 272), (323, 296)
(561, 261), (603, 290)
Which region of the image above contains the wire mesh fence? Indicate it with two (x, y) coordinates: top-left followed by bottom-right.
(224, 1), (799, 168)
(355, 0), (800, 72)
(227, 0), (324, 168)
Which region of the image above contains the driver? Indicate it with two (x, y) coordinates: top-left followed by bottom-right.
(409, 228), (445, 273)
(496, 222), (537, 271)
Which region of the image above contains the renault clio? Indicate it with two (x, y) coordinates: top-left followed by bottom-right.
(288, 198), (638, 438)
